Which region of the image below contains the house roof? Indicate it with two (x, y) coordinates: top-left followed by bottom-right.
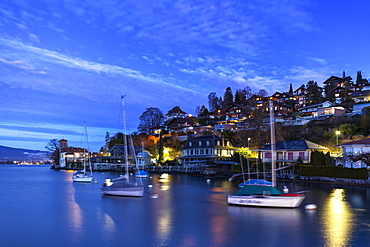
(260, 139), (329, 151)
(165, 117), (195, 125)
(108, 145), (141, 155)
(166, 106), (186, 115)
(352, 90), (370, 98)
(338, 138), (370, 146)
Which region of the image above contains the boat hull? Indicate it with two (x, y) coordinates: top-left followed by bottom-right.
(101, 183), (144, 197)
(227, 194), (305, 208)
(72, 175), (93, 183)
(136, 175), (149, 178)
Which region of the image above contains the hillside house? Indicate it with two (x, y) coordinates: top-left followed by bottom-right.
(298, 101), (346, 119)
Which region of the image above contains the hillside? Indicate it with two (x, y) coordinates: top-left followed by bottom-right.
(0, 145), (50, 163)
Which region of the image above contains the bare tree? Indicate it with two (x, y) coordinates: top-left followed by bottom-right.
(138, 107), (165, 134)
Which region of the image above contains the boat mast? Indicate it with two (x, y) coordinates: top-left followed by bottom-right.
(269, 100), (276, 186)
(83, 121), (87, 174)
(121, 95), (129, 180)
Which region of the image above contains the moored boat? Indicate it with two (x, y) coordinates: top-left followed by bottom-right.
(101, 96), (144, 197)
(228, 101), (306, 208)
(72, 122), (93, 183)
(135, 170), (149, 178)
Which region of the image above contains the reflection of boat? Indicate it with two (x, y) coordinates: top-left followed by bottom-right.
(135, 170), (149, 178)
(101, 96), (144, 197)
(228, 101), (305, 208)
(72, 122), (93, 183)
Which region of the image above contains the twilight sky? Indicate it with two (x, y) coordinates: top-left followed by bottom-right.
(1, 0), (370, 152)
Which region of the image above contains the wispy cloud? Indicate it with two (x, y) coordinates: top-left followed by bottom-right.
(0, 37), (198, 94)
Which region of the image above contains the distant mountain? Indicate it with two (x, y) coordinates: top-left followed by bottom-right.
(0, 145), (50, 163)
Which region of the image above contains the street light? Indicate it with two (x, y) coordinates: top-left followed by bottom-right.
(335, 131), (340, 154)
(247, 137), (251, 181)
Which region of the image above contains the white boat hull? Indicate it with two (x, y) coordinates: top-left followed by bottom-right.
(227, 194), (305, 208)
(136, 175), (149, 178)
(72, 175), (93, 183)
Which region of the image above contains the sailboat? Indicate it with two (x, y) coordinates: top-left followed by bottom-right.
(101, 96), (144, 197)
(135, 170), (149, 178)
(227, 100), (305, 208)
(72, 122), (94, 183)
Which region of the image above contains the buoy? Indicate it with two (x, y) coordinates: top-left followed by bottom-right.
(305, 204), (317, 210)
(94, 179), (98, 184)
(148, 184), (153, 188)
(206, 179), (211, 183)
(283, 186), (289, 193)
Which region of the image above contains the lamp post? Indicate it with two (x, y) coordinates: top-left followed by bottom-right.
(335, 131), (340, 154)
(247, 137), (251, 180)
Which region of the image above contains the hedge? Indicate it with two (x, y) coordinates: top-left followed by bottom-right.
(298, 165), (368, 179)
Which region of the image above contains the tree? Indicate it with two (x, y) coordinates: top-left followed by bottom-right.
(311, 150), (327, 166)
(289, 83), (293, 95)
(234, 89), (247, 104)
(359, 107), (370, 136)
(138, 107), (165, 134)
(339, 123), (358, 139)
(45, 139), (60, 166)
(305, 80), (323, 105)
(356, 70), (368, 84)
(222, 87), (233, 111)
(356, 71), (363, 83)
(243, 86), (253, 100)
(208, 92), (221, 112)
(256, 89), (268, 97)
(196, 105), (209, 117)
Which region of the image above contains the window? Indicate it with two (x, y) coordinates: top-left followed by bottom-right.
(199, 141), (202, 146)
(265, 152), (272, 158)
(288, 152), (293, 160)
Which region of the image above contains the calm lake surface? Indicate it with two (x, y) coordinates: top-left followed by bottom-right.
(1, 165), (370, 247)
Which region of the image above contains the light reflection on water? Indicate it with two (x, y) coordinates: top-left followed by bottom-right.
(321, 188), (354, 247)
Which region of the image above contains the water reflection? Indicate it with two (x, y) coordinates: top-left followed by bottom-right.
(322, 188), (354, 247)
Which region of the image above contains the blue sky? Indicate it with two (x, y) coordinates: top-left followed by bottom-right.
(1, 0), (370, 152)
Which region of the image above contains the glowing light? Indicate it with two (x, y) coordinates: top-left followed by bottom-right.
(322, 189), (354, 247)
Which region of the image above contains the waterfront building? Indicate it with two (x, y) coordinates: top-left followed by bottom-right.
(259, 139), (330, 167)
(335, 138), (370, 168)
(58, 139), (88, 169)
(178, 135), (237, 174)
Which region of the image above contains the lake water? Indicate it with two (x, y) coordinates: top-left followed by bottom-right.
(1, 165), (370, 247)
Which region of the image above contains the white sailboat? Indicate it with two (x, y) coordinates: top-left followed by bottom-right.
(72, 122), (94, 183)
(101, 96), (144, 197)
(227, 100), (305, 208)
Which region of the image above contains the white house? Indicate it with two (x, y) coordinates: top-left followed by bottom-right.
(336, 138), (370, 168)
